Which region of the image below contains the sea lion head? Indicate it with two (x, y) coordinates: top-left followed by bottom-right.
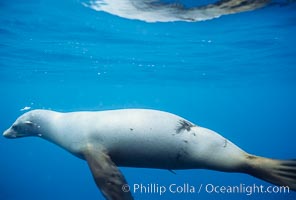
(3, 110), (46, 139)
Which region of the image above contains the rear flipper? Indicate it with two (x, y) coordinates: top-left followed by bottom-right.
(205, 0), (270, 13)
(185, 0), (270, 21)
(243, 155), (296, 191)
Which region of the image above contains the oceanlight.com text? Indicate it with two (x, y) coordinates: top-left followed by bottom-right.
(122, 183), (290, 196)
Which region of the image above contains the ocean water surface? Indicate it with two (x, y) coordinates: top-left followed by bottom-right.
(1, 0), (296, 199)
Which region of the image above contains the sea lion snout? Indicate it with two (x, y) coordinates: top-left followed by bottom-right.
(3, 128), (17, 139)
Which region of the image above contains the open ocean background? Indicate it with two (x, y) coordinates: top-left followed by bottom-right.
(1, 0), (296, 199)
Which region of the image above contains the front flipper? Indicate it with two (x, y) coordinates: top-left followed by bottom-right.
(84, 146), (133, 200)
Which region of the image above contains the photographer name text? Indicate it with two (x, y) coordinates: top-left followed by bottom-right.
(121, 183), (290, 196)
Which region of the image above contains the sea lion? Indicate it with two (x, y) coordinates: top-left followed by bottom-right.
(3, 109), (296, 199)
(85, 0), (270, 22)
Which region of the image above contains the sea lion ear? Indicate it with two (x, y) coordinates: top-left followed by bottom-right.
(24, 121), (34, 126)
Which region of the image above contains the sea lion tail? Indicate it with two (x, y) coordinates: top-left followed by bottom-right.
(244, 155), (296, 191)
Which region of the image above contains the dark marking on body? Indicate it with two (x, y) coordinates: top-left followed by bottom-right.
(130, 128), (134, 131)
(176, 152), (182, 161)
(223, 139), (228, 148)
(246, 155), (257, 160)
(176, 148), (189, 162)
(175, 120), (196, 135)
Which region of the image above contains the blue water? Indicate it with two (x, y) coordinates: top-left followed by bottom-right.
(1, 0), (296, 199)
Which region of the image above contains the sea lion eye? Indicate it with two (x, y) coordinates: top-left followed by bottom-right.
(12, 124), (19, 130)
